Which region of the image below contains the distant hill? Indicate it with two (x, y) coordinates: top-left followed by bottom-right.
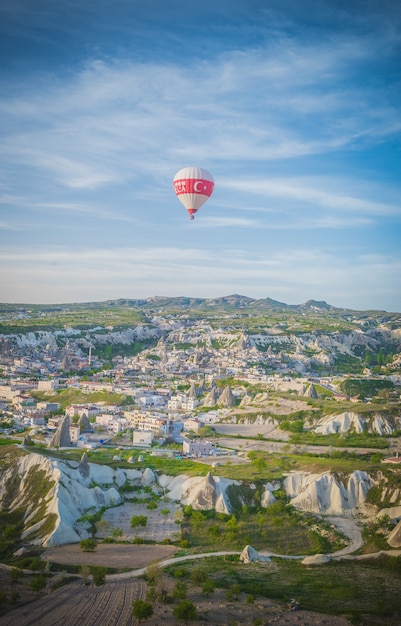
(0, 294), (381, 314)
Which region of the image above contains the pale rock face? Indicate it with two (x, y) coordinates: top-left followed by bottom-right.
(388, 520), (401, 548)
(376, 506), (401, 523)
(240, 545), (271, 563)
(313, 412), (398, 435)
(302, 554), (331, 565)
(261, 490), (276, 506)
(314, 412), (365, 435)
(371, 414), (394, 435)
(166, 472), (238, 513)
(141, 467), (156, 486)
(284, 470), (373, 515)
(0, 451), (148, 547)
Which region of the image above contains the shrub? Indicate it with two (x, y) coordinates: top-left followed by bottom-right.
(173, 600), (198, 621)
(130, 515), (148, 528)
(132, 599), (153, 622)
(30, 575), (47, 594)
(172, 581), (187, 599)
(80, 538), (97, 552)
(91, 566), (106, 586)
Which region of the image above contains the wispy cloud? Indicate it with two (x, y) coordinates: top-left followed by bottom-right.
(1, 29), (400, 191)
(0, 1), (400, 310)
(1, 245), (400, 310)
(221, 177), (400, 217)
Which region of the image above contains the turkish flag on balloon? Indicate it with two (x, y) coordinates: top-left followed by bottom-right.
(173, 166), (214, 220)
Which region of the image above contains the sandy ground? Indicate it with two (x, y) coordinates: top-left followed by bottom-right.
(96, 500), (182, 543)
(42, 543), (177, 569)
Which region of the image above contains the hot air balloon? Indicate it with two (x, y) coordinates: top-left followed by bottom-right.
(173, 166), (214, 220)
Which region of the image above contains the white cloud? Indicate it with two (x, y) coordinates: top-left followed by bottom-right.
(1, 30), (400, 191)
(1, 245), (400, 311)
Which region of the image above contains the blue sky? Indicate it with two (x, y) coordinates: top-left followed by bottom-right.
(1, 0), (400, 311)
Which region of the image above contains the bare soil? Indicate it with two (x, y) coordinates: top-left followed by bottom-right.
(0, 567), (353, 626)
(42, 542), (177, 569)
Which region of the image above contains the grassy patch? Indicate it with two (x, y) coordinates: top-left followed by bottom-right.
(180, 504), (346, 556)
(165, 555), (401, 624)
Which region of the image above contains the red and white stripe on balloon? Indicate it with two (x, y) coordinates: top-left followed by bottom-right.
(173, 166), (214, 219)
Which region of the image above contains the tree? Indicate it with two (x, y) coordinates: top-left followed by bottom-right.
(80, 538), (97, 552)
(132, 599), (153, 623)
(191, 567), (207, 585)
(173, 600), (198, 622)
(202, 579), (215, 597)
(29, 575), (47, 595)
(91, 566), (106, 586)
(226, 583), (241, 600)
(172, 581), (187, 600)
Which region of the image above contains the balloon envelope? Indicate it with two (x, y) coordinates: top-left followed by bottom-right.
(173, 166), (214, 219)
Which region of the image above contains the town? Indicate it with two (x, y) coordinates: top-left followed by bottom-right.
(1, 296), (400, 457)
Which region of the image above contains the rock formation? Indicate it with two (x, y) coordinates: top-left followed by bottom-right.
(304, 383), (318, 399)
(388, 520), (401, 548)
(314, 412), (397, 435)
(188, 381), (198, 399)
(48, 415), (71, 448)
(284, 470), (373, 515)
(240, 545), (271, 563)
(203, 386), (220, 407)
(78, 452), (90, 479)
(1, 450), (396, 551)
(163, 472), (237, 514)
(217, 385), (236, 407)
(78, 413), (91, 433)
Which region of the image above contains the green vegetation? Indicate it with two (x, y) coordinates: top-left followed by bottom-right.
(90, 566), (107, 586)
(132, 599), (154, 622)
(180, 501), (346, 556)
(340, 377), (395, 400)
(165, 555), (401, 624)
(79, 538), (97, 552)
(173, 599), (198, 621)
(130, 515), (148, 528)
(31, 388), (129, 410)
(0, 303), (145, 333)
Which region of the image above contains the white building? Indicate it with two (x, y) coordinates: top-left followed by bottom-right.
(183, 439), (213, 457)
(124, 409), (169, 435)
(183, 417), (204, 433)
(69, 424), (80, 443)
(167, 394), (199, 411)
(133, 430), (153, 447)
(37, 379), (59, 391)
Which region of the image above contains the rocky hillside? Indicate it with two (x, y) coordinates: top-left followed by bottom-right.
(1, 295), (401, 372)
(1, 446), (401, 550)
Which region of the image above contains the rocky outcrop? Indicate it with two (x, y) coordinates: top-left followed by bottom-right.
(302, 554), (330, 565)
(0, 450), (143, 547)
(284, 470), (373, 515)
(1, 450), (396, 550)
(304, 383), (318, 399)
(48, 415), (71, 448)
(240, 545), (271, 563)
(78, 452), (90, 478)
(78, 414), (91, 433)
(388, 521), (401, 548)
(203, 386), (220, 407)
(217, 386), (236, 408)
(162, 472), (237, 514)
(313, 412), (399, 435)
